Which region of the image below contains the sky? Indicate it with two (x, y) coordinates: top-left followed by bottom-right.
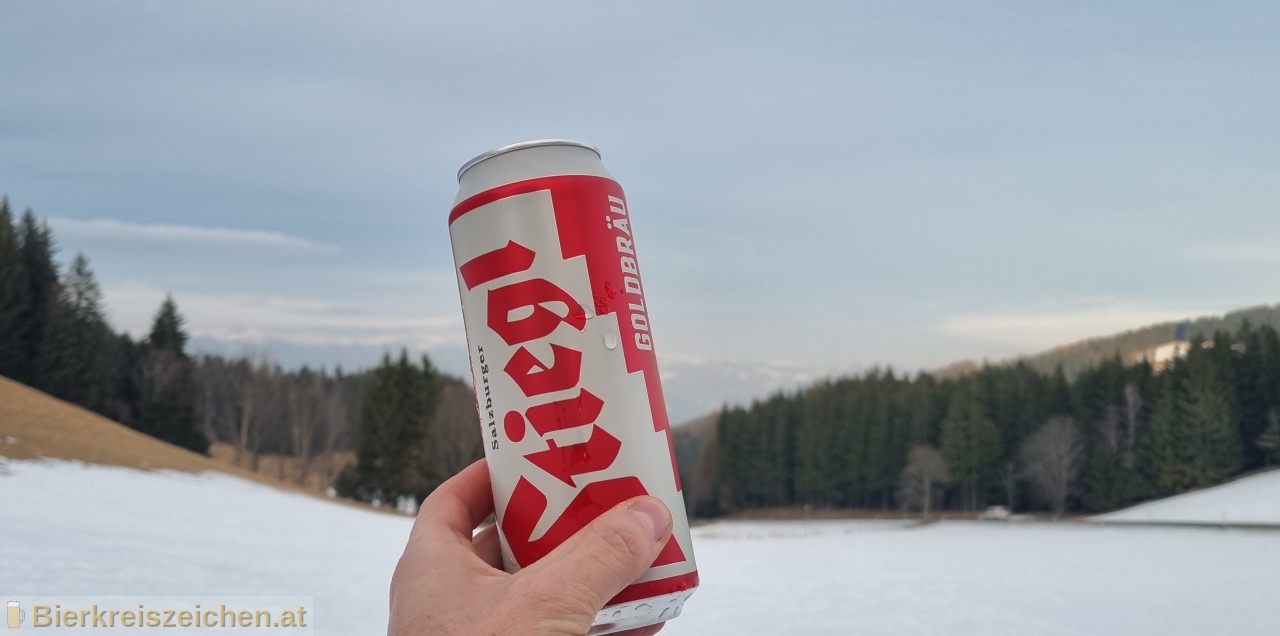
(2, 2), (1279, 421)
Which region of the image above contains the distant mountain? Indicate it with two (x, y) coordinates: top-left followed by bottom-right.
(939, 303), (1280, 379)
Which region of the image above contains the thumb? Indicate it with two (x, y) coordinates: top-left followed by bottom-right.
(520, 496), (673, 613)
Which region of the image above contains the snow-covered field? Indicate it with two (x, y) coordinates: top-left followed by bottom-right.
(672, 519), (1279, 636)
(0, 459), (411, 632)
(3, 459), (1278, 635)
(1097, 469), (1280, 526)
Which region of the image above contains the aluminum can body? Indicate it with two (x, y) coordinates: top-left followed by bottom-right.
(448, 140), (698, 634)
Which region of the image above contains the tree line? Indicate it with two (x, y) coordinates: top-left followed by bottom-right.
(0, 197), (483, 504)
(694, 325), (1280, 517)
(0, 198), (210, 451)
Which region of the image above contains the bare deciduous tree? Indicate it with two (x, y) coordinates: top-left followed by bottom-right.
(999, 461), (1017, 510)
(233, 354), (278, 470)
(287, 373), (324, 485)
(1098, 405), (1122, 454)
(1019, 416), (1083, 519)
(315, 376), (351, 486)
(427, 381), (485, 480)
(1121, 382), (1142, 468)
(897, 445), (949, 519)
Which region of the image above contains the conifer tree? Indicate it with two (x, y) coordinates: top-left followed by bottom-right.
(1256, 410), (1280, 468)
(1181, 335), (1241, 483)
(0, 198), (27, 378)
(350, 350), (442, 499)
(15, 210), (58, 386)
(1142, 373), (1177, 494)
(1047, 365), (1074, 416)
(940, 380), (1002, 510)
(138, 296), (209, 454)
(794, 382), (835, 506)
(38, 254), (110, 410)
(1146, 337), (1241, 493)
(1235, 323), (1280, 469)
(105, 333), (145, 429)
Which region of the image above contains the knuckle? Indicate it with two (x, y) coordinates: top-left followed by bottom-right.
(591, 515), (653, 563)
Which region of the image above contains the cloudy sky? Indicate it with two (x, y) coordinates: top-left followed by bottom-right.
(3, 2), (1278, 420)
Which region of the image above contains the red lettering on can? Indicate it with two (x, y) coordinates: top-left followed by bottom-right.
(502, 476), (686, 566)
(504, 345), (583, 397)
(459, 240), (536, 290)
(487, 278), (586, 345)
(524, 389), (604, 437)
(523, 424), (621, 487)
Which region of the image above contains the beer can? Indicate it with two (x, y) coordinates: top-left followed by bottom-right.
(448, 140), (698, 634)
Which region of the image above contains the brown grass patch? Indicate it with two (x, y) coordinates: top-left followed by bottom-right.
(209, 442), (355, 493)
(0, 375), (342, 502)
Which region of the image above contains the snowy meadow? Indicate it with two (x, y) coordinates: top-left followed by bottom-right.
(2, 459), (1277, 635)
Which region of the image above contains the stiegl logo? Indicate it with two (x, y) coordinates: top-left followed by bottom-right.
(454, 187), (686, 571)
(458, 229), (620, 489)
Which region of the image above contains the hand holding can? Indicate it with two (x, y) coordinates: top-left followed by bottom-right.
(387, 459), (675, 636)
(447, 140), (698, 634)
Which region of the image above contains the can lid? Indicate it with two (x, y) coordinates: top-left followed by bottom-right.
(457, 139), (601, 182)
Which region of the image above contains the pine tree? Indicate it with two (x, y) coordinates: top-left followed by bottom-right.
(105, 333), (145, 429)
(38, 254), (110, 410)
(715, 405), (748, 511)
(148, 295), (188, 351)
(1236, 323), (1280, 469)
(138, 296), (209, 454)
(795, 382), (834, 506)
(940, 380), (1002, 510)
(15, 210), (58, 386)
(349, 350), (442, 500)
(0, 198), (28, 378)
(1047, 365), (1074, 416)
(1182, 334), (1241, 483)
(1146, 336), (1241, 493)
(1256, 410), (1280, 468)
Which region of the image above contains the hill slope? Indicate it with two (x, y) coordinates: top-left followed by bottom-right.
(1009, 303), (1280, 378)
(0, 374), (312, 494)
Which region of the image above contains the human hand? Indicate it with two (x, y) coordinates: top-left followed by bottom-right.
(388, 459), (673, 636)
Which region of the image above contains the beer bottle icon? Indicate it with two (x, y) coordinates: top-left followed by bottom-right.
(6, 601), (23, 628)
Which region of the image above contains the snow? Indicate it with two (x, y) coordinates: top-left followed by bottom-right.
(1097, 469), (1280, 526)
(3, 458), (1279, 635)
(0, 458), (412, 633)
(668, 520), (1279, 636)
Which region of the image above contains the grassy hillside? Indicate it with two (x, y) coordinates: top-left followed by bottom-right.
(0, 375), (322, 497)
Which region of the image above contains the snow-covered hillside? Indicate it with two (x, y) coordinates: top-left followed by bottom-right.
(1097, 469), (1280, 525)
(0, 459), (412, 633)
(3, 458), (1278, 635)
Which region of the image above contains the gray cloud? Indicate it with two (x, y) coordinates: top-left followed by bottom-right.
(50, 218), (341, 254)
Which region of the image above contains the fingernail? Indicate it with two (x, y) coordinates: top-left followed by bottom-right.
(628, 497), (670, 541)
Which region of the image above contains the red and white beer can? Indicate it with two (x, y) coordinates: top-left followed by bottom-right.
(448, 140), (698, 634)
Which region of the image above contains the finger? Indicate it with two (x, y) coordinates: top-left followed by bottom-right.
(613, 624), (664, 636)
(411, 459), (493, 541)
(472, 522), (504, 570)
(519, 496), (672, 613)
